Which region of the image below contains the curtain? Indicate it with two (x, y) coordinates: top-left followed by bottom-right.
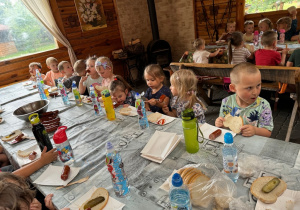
(21, 0), (77, 65)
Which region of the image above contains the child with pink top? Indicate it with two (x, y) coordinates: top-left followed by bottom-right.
(95, 56), (115, 87)
(43, 57), (64, 86)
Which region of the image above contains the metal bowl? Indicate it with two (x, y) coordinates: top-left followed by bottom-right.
(13, 100), (49, 121)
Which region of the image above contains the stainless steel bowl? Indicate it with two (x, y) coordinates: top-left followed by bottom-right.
(13, 100), (49, 121)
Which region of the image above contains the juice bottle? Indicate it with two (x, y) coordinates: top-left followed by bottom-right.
(182, 108), (199, 153)
(135, 93), (149, 129)
(53, 126), (74, 163)
(90, 85), (104, 116)
(101, 89), (115, 121)
(57, 79), (70, 106)
(72, 81), (82, 106)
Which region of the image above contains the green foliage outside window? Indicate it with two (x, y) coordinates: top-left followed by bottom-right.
(0, 0), (56, 61)
(246, 0), (298, 14)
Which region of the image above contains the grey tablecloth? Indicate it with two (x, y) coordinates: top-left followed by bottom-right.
(1, 82), (300, 209)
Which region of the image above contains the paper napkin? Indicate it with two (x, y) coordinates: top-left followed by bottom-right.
(16, 144), (41, 167)
(33, 165), (80, 186)
(141, 131), (182, 163)
(69, 186), (125, 210)
(200, 123), (236, 143)
(293, 150), (300, 170)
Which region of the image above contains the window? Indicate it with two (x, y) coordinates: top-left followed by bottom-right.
(0, 0), (57, 61)
(246, 0), (300, 14)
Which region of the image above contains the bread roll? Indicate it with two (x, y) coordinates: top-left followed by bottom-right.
(147, 112), (162, 123)
(79, 188), (109, 210)
(223, 114), (243, 133)
(1, 130), (22, 141)
(119, 107), (132, 116)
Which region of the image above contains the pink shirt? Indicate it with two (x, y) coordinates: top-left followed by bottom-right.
(44, 71), (64, 86)
(101, 76), (115, 88)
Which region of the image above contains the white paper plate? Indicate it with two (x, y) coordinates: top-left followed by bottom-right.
(16, 144), (41, 166)
(22, 81), (33, 86)
(147, 112), (176, 125)
(255, 189), (300, 210)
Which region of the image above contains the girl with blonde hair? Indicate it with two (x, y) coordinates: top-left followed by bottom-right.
(95, 56), (115, 87)
(162, 69), (206, 124)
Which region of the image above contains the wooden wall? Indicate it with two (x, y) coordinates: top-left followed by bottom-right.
(0, 0), (123, 87)
(245, 8), (300, 32)
(195, 0), (237, 43)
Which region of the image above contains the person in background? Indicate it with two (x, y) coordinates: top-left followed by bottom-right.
(79, 55), (102, 95)
(192, 38), (221, 63)
(144, 64), (171, 114)
(286, 48), (300, 67)
(63, 59), (89, 95)
(28, 62), (45, 82)
(43, 57), (64, 87)
(228, 31), (253, 64)
(258, 18), (273, 33)
(58, 61), (74, 83)
(162, 69), (206, 124)
(215, 62), (273, 137)
(95, 56), (115, 88)
(219, 20), (236, 41)
(243, 20), (255, 42)
(254, 30), (288, 66)
(109, 75), (136, 107)
(277, 16), (298, 41)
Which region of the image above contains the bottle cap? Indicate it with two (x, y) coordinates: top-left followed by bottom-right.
(224, 132), (233, 144)
(135, 92), (141, 99)
(53, 126), (68, 144)
(90, 85), (94, 91)
(181, 108), (195, 121)
(72, 81), (77, 88)
(106, 141), (114, 150)
(280, 29), (285, 33)
(172, 173), (183, 187)
(101, 89), (110, 97)
(254, 30), (259, 35)
(28, 113), (40, 125)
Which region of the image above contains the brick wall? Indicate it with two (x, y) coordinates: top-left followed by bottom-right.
(0, 42), (18, 57)
(116, 0), (195, 62)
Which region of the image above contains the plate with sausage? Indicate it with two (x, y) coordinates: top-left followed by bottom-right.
(147, 112), (176, 126)
(16, 144), (41, 166)
(199, 123), (236, 143)
(33, 165), (80, 186)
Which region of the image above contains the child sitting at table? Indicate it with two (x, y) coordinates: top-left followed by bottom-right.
(28, 62), (45, 81)
(144, 64), (171, 113)
(258, 18), (273, 32)
(219, 20), (236, 41)
(287, 48), (300, 67)
(58, 61), (74, 82)
(95, 56), (115, 88)
(79, 55), (102, 95)
(43, 57), (64, 87)
(254, 31), (288, 66)
(0, 173), (69, 210)
(109, 75), (136, 107)
(277, 16), (298, 41)
(192, 38), (221, 63)
(162, 69), (206, 124)
(243, 20), (254, 42)
(228, 31), (253, 64)
(215, 62), (273, 137)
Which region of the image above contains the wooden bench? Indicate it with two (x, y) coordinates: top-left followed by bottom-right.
(169, 63), (300, 142)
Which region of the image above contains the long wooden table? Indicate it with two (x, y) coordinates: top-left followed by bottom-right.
(1, 82), (300, 209)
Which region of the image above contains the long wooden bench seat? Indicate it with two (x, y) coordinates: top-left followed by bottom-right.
(169, 63), (300, 142)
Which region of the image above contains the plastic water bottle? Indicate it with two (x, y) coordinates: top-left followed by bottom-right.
(72, 81), (82, 106)
(279, 29), (285, 44)
(105, 141), (130, 197)
(135, 93), (149, 129)
(169, 173), (192, 210)
(253, 30), (259, 46)
(222, 132), (239, 183)
(53, 126), (74, 163)
(57, 79), (70, 105)
(182, 108), (199, 154)
(36, 70), (47, 100)
(101, 89), (116, 121)
(258, 31), (263, 48)
(89, 85), (103, 116)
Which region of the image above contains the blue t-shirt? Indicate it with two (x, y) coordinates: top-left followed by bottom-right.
(144, 85), (171, 113)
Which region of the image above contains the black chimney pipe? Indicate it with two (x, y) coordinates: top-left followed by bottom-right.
(147, 0), (160, 40)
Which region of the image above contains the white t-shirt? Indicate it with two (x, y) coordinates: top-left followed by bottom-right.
(193, 50), (211, 64)
(83, 76), (103, 94)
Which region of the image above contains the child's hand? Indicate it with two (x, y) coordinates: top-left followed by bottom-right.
(30, 198), (42, 210)
(80, 75), (88, 83)
(40, 147), (58, 165)
(45, 194), (55, 210)
(240, 125), (256, 137)
(215, 117), (224, 127)
(162, 104), (169, 114)
(282, 48), (289, 55)
(148, 98), (157, 106)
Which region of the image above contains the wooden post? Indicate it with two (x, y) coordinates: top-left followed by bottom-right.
(236, 0), (245, 31)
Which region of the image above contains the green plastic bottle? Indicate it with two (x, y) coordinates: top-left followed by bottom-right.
(182, 108), (199, 154)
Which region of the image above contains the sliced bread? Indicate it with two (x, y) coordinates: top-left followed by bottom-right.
(79, 188), (109, 210)
(250, 176), (287, 204)
(223, 114), (243, 133)
(119, 107), (132, 116)
(17, 150), (33, 158)
(1, 130), (22, 142)
(147, 112), (162, 123)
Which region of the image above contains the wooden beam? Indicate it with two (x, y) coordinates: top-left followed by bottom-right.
(236, 0), (245, 31)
